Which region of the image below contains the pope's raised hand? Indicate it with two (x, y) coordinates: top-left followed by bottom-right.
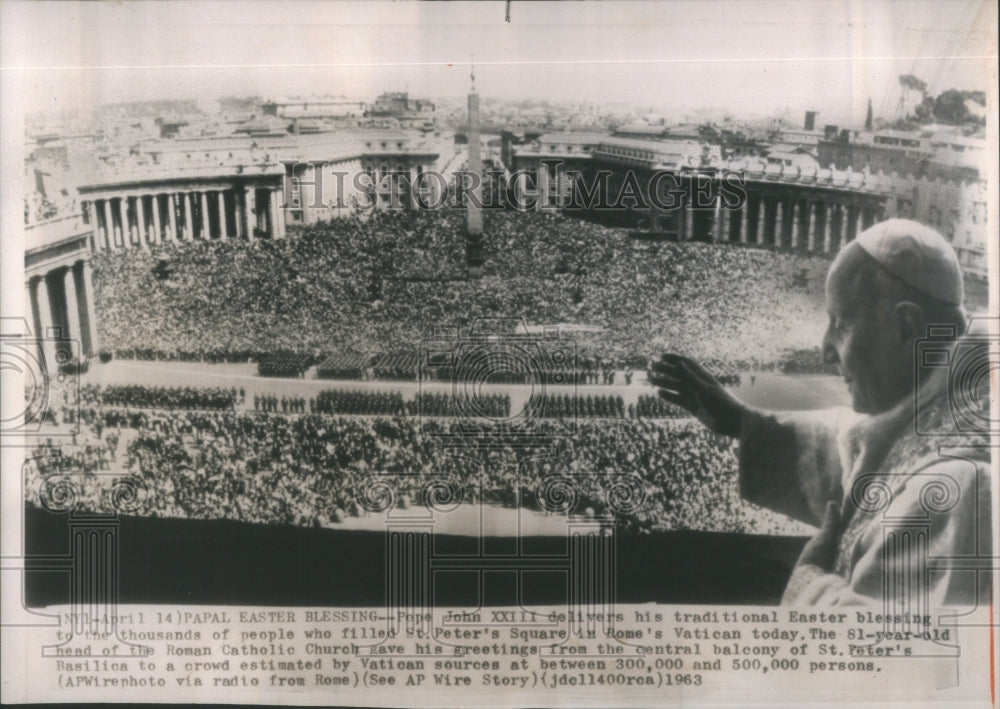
(648, 353), (747, 437)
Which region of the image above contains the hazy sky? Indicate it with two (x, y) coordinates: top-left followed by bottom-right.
(1, 0), (995, 124)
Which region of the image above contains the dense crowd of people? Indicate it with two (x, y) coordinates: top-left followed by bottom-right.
(25, 391), (811, 536)
(634, 394), (689, 418)
(533, 393), (626, 418)
(314, 390), (407, 416)
(254, 394), (308, 413)
(317, 352), (641, 386)
(370, 353), (423, 381)
(91, 209), (831, 373)
(257, 352), (318, 378)
(317, 352), (372, 380)
(81, 384), (241, 411)
(45, 208), (834, 541)
(408, 392), (511, 418)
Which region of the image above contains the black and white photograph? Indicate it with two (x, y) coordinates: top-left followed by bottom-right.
(1, 1), (997, 705)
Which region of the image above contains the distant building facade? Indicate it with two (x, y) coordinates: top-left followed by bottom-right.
(511, 130), (989, 292)
(261, 98), (366, 119)
(24, 215), (100, 371)
(367, 92), (436, 129)
(73, 132), (442, 247)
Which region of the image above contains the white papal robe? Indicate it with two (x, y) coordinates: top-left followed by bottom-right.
(737, 343), (992, 606)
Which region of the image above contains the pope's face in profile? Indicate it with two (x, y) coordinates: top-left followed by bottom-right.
(820, 221), (970, 416)
(823, 308), (879, 414)
(821, 245), (909, 415)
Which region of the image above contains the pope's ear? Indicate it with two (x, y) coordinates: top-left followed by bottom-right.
(892, 301), (927, 347)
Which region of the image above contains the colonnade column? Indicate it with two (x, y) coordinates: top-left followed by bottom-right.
(83, 200), (98, 248)
(217, 191), (228, 239)
(408, 167), (419, 211)
(32, 277), (57, 372)
(807, 203), (817, 252)
(117, 198), (129, 248)
(839, 204), (850, 246)
(85, 201), (96, 248)
(183, 193), (193, 240)
(62, 268), (83, 347)
(269, 189), (279, 237)
(276, 188), (286, 239)
(712, 196), (723, 241)
(790, 201), (800, 249)
(537, 165), (550, 209)
(200, 191), (210, 239)
(234, 190), (244, 239)
(740, 201), (749, 243)
(135, 196), (148, 250)
(167, 194), (177, 241)
(244, 187), (256, 239)
(756, 196), (767, 245)
(515, 172), (529, 208)
(151, 196), (162, 245)
(823, 205), (833, 252)
(270, 188), (285, 239)
(28, 263), (101, 369)
(278, 187), (286, 238)
(81, 262), (100, 355)
(774, 200), (784, 248)
(87, 190), (253, 249)
(103, 200), (116, 250)
(91, 201), (104, 249)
